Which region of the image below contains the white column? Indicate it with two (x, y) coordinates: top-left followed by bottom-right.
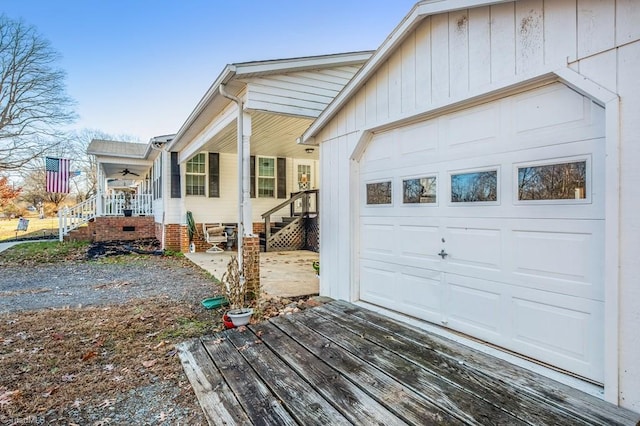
(96, 165), (104, 216)
(241, 111), (252, 236)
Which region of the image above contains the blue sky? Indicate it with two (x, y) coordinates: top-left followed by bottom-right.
(2, 1), (417, 142)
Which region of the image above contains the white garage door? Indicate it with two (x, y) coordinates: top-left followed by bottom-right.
(358, 83), (605, 383)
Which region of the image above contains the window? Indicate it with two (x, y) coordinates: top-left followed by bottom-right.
(186, 153), (206, 196)
(517, 160), (587, 201)
(403, 176), (437, 204)
(257, 157), (275, 198)
(366, 181), (392, 205)
(451, 170), (498, 203)
(170, 152), (181, 198)
(152, 156), (162, 200)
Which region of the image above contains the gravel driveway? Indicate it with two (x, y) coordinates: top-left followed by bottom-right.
(0, 242), (216, 425)
(0, 256), (214, 314)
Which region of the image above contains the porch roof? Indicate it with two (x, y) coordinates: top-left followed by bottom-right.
(87, 139), (148, 158)
(87, 139), (156, 179)
(166, 51), (373, 162)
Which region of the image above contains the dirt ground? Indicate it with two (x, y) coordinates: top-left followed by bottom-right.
(0, 241), (316, 425)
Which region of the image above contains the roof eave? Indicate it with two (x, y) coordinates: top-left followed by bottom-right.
(233, 51), (373, 77)
(167, 51), (375, 152)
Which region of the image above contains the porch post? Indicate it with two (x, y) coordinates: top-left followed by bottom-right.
(96, 165), (104, 216)
(241, 111), (252, 238)
(220, 84), (252, 270)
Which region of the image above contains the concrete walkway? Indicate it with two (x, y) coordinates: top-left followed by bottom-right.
(1, 241), (319, 298)
(185, 250), (319, 298)
(0, 239), (50, 254)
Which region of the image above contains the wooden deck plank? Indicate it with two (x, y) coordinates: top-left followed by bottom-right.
(178, 300), (640, 426)
(223, 326), (352, 426)
(201, 334), (298, 425)
(270, 313), (467, 425)
(314, 303), (594, 425)
(289, 309), (528, 426)
(177, 339), (251, 425)
(249, 321), (408, 426)
(328, 300), (640, 426)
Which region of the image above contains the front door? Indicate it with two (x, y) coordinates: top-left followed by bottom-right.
(293, 160), (316, 213)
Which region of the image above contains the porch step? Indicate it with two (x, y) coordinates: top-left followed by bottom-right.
(64, 225), (92, 242)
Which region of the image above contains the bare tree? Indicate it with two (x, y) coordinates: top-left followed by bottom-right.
(20, 166), (67, 210)
(0, 15), (76, 171)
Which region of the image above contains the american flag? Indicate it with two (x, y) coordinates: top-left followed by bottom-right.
(45, 157), (70, 193)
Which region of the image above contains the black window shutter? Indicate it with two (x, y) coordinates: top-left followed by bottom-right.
(277, 157), (286, 198)
(250, 155), (256, 198)
(170, 152), (181, 198)
(208, 152), (220, 198)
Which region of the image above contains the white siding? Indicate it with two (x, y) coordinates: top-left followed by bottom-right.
(183, 153), (317, 227)
(246, 65), (362, 118)
(316, 0), (640, 411)
(333, 0), (632, 130)
(615, 40), (640, 413)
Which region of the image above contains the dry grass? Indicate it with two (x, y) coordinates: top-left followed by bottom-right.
(0, 213), (59, 241)
(0, 297), (218, 420)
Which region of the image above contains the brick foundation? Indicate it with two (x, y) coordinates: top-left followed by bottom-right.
(64, 216), (156, 243)
(164, 224), (184, 252)
(252, 222), (265, 234)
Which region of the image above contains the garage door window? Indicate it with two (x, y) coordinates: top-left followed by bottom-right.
(451, 170), (498, 203)
(403, 176), (437, 204)
(366, 181), (392, 205)
(517, 159), (587, 201)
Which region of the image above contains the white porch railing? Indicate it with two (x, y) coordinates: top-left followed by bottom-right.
(101, 194), (153, 217)
(58, 193), (154, 241)
(58, 196), (98, 241)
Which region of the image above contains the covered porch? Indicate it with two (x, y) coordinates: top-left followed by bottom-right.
(166, 53), (372, 254)
(179, 301), (640, 425)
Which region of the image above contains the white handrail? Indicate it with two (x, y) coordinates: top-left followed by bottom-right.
(101, 194), (153, 216)
(58, 193), (154, 241)
(58, 196), (98, 241)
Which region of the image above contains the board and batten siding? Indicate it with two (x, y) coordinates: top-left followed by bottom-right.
(316, 0), (640, 412)
(246, 66), (362, 118)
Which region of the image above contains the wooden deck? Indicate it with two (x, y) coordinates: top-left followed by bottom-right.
(178, 300), (640, 425)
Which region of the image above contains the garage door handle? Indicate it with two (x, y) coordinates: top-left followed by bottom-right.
(438, 249), (448, 259)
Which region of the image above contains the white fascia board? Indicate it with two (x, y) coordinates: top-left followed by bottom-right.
(87, 150), (147, 160)
(234, 51), (373, 77)
(301, 0), (513, 144)
(98, 156), (153, 167)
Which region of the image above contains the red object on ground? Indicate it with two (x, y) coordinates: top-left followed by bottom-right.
(223, 314), (235, 329)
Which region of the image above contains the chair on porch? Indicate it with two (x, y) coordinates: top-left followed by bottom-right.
(203, 223), (228, 253)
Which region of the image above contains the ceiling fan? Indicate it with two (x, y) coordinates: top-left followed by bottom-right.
(120, 168), (140, 177)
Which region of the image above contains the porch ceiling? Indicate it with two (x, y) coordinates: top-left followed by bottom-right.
(194, 111), (318, 160)
(101, 160), (152, 180)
